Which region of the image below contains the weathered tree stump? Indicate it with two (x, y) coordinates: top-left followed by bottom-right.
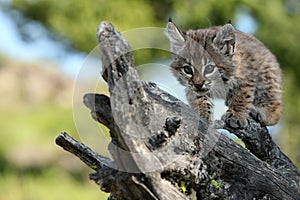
(55, 21), (300, 199)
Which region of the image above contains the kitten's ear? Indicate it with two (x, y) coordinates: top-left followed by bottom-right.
(166, 21), (186, 54)
(213, 23), (236, 57)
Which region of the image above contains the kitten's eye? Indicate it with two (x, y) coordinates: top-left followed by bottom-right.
(204, 65), (215, 75)
(182, 64), (194, 76)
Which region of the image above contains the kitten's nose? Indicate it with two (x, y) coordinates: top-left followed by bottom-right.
(194, 82), (204, 90)
(194, 82), (209, 92)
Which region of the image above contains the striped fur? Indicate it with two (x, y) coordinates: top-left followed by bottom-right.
(166, 21), (282, 128)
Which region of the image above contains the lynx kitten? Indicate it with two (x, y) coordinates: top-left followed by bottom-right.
(166, 20), (282, 128)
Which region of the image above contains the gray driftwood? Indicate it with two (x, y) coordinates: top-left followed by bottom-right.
(55, 21), (300, 199)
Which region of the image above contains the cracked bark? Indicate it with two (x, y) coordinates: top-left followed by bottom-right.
(55, 21), (300, 200)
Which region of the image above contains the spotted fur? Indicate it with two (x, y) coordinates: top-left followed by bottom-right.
(166, 21), (282, 128)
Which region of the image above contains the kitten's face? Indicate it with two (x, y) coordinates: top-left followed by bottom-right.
(171, 39), (224, 97)
(166, 21), (236, 97)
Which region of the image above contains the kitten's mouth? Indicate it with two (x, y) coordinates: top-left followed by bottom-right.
(195, 88), (209, 96)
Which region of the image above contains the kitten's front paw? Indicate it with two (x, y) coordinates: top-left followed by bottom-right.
(249, 108), (263, 123)
(222, 110), (248, 128)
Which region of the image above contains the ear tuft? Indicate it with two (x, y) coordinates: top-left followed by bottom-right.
(166, 21), (186, 54)
(213, 23), (236, 57)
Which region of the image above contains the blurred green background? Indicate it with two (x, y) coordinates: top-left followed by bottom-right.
(0, 0), (299, 199)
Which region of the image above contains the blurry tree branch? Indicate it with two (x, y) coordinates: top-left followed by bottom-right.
(55, 21), (300, 199)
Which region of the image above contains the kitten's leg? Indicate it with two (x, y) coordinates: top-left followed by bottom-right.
(251, 91), (282, 126)
(261, 102), (282, 126)
(188, 94), (214, 125)
(223, 81), (255, 128)
(250, 103), (282, 126)
(251, 68), (282, 126)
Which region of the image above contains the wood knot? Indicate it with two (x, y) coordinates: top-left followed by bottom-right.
(164, 116), (182, 135)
